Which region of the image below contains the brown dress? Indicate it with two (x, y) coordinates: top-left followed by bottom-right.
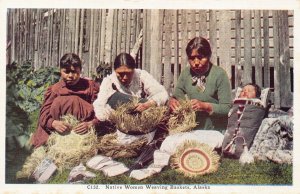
(31, 78), (100, 147)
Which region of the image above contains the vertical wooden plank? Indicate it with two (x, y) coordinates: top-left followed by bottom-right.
(99, 9), (106, 63)
(164, 10), (173, 93)
(74, 9), (80, 54)
(243, 10), (252, 85)
(60, 9), (66, 58)
(235, 10), (242, 88)
(46, 10), (51, 67)
(79, 9), (84, 59)
(104, 9), (114, 64)
(173, 10), (179, 87)
(84, 9), (91, 52)
(116, 9), (123, 55)
(11, 9), (16, 63)
(96, 9), (103, 65)
(132, 9), (137, 48)
(6, 9), (11, 64)
(263, 10), (270, 88)
(254, 10), (262, 87)
(181, 10), (188, 67)
(23, 9), (27, 62)
(142, 9), (147, 70)
(190, 10), (196, 38)
(149, 9), (163, 81)
(52, 9), (59, 66)
(272, 10), (281, 108)
(88, 9), (95, 76)
(198, 10), (207, 38)
(34, 9), (40, 69)
(136, 10), (142, 67)
(279, 11), (292, 107)
(218, 10), (232, 79)
(125, 9), (131, 53)
(209, 10), (217, 65)
(111, 10), (118, 63)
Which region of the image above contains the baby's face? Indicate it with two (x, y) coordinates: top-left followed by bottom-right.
(239, 85), (257, 99)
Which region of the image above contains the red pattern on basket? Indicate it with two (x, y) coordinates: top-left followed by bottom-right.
(180, 148), (211, 173)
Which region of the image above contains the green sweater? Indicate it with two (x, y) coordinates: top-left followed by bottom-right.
(173, 64), (232, 131)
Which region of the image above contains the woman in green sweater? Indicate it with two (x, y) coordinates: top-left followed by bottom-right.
(169, 36), (232, 132)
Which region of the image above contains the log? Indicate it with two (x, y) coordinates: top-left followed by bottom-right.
(263, 10), (270, 88)
(208, 10), (217, 65)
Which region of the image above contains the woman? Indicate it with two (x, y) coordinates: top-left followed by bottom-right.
(31, 53), (100, 147)
(93, 53), (168, 144)
(169, 36), (232, 132)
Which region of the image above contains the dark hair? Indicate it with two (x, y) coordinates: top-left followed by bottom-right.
(244, 83), (261, 98)
(186, 37), (212, 59)
(60, 53), (82, 70)
(114, 53), (136, 70)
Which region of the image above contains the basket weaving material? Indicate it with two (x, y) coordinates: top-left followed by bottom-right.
(171, 140), (220, 177)
(109, 100), (168, 135)
(17, 115), (97, 178)
(168, 100), (197, 135)
(97, 133), (148, 158)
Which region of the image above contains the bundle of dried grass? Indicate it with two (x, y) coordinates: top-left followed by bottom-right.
(170, 140), (220, 177)
(109, 100), (168, 135)
(16, 146), (47, 179)
(96, 133), (148, 158)
(46, 115), (98, 171)
(17, 115), (97, 178)
(168, 100), (197, 135)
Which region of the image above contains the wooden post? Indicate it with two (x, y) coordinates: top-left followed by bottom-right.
(263, 10), (270, 88)
(279, 11), (292, 107)
(254, 10), (262, 87)
(243, 10), (252, 85)
(235, 10), (242, 88)
(149, 9), (163, 82)
(272, 10), (281, 108)
(164, 10), (173, 93)
(218, 10), (232, 80)
(209, 10), (217, 65)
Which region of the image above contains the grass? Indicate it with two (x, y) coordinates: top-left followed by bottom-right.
(7, 152), (292, 185)
(6, 109), (293, 185)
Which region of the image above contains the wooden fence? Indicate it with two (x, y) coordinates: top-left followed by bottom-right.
(6, 9), (293, 108)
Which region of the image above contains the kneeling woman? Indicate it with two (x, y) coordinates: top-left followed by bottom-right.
(93, 53), (169, 144)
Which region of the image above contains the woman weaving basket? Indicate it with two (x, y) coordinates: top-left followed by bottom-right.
(93, 53), (169, 145)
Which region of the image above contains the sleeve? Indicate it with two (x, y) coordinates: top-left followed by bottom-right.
(38, 86), (58, 131)
(140, 70), (169, 106)
(173, 68), (187, 100)
(210, 70), (232, 116)
(93, 77), (115, 121)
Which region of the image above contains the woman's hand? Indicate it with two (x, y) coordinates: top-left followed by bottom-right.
(52, 120), (71, 133)
(169, 97), (180, 112)
(134, 100), (156, 112)
(73, 121), (93, 135)
(191, 99), (213, 114)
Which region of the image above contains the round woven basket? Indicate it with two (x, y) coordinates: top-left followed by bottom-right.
(171, 140), (220, 177)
